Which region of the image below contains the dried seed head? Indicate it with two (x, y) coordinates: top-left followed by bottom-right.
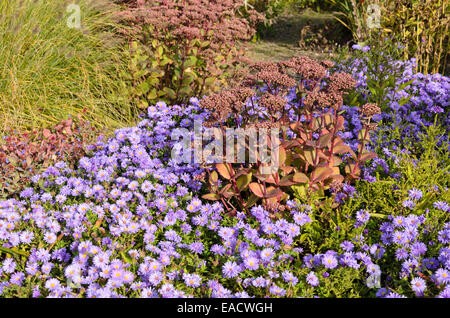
(327, 72), (357, 92)
(360, 103), (381, 118)
(320, 60), (335, 68)
(259, 93), (287, 112)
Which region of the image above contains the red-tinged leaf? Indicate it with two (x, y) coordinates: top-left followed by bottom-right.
(318, 133), (333, 148)
(278, 175), (297, 186)
(336, 115), (345, 130)
(209, 171), (218, 185)
(216, 163), (233, 180)
(236, 173), (252, 191)
(263, 174), (277, 184)
(329, 174), (344, 183)
(283, 139), (302, 149)
(292, 172), (309, 183)
(333, 141), (351, 154)
(219, 183), (232, 194)
(330, 155), (343, 167)
(264, 188), (283, 199)
(312, 166), (333, 183)
(360, 152), (377, 162)
(233, 169), (250, 180)
(249, 182), (265, 198)
(222, 190), (238, 198)
(324, 113), (333, 126)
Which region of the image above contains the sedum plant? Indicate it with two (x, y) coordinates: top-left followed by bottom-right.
(116, 0), (262, 108)
(200, 56), (380, 215)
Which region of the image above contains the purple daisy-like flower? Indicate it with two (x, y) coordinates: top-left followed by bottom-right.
(356, 209), (370, 224)
(269, 284), (286, 296)
(434, 268), (450, 285)
(402, 199), (416, 210)
(340, 241), (354, 252)
(411, 277), (426, 296)
(306, 272), (319, 286)
(183, 273), (202, 288)
(243, 256), (260, 271)
(433, 201), (449, 212)
(189, 242), (204, 254)
(10, 272), (25, 286)
(322, 254), (338, 269)
(408, 188), (423, 200)
(222, 261), (241, 278)
(282, 271), (298, 285)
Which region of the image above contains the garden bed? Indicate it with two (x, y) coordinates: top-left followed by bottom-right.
(0, 0), (448, 299)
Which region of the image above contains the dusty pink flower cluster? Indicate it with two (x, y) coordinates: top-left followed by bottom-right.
(116, 0), (262, 61)
(199, 56), (357, 127)
(115, 0), (263, 104)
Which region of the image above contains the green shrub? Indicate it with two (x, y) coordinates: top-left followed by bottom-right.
(116, 0), (261, 108)
(326, 0), (449, 74)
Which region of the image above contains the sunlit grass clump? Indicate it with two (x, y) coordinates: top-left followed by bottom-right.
(0, 0), (138, 135)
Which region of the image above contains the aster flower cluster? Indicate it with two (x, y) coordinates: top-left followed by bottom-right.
(336, 51), (449, 157)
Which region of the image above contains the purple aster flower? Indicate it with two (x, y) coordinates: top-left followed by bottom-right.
(293, 212), (312, 226)
(282, 271), (298, 285)
(43, 232), (57, 244)
(2, 258), (16, 273)
(408, 188), (423, 200)
(260, 248), (275, 262)
(356, 209), (370, 224)
(306, 272), (319, 286)
(269, 284), (286, 297)
(434, 268), (450, 285)
(433, 201), (449, 212)
(222, 261), (241, 278)
(189, 242), (204, 254)
(20, 231), (34, 244)
(402, 199), (416, 210)
(367, 264), (381, 276)
(148, 271), (164, 286)
(243, 256), (260, 271)
(411, 277), (426, 296)
(9, 272), (25, 286)
(183, 273), (202, 288)
(376, 288), (388, 298)
(322, 254), (338, 269)
(45, 278), (61, 291)
(340, 241), (354, 252)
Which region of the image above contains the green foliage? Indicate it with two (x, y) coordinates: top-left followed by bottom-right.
(122, 33), (235, 108)
(289, 123), (449, 297)
(0, 0), (139, 134)
(117, 0), (259, 108)
(334, 37), (412, 113)
(327, 0), (449, 74)
(381, 0), (449, 75)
